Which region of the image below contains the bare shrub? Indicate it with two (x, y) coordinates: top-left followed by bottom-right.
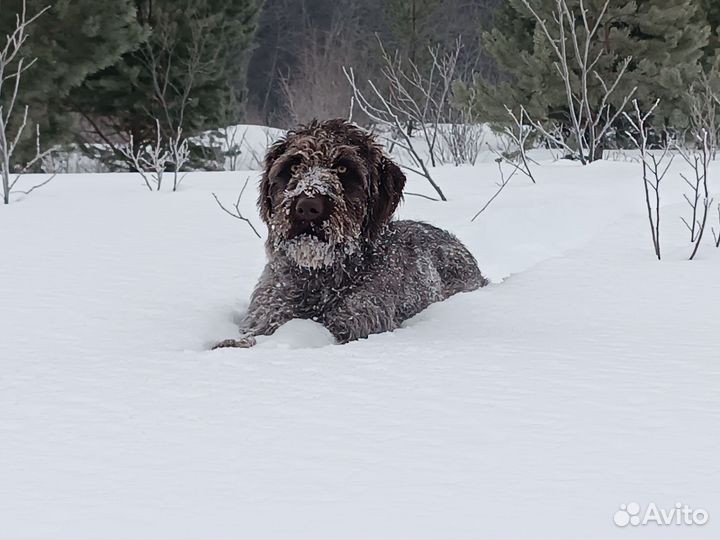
(279, 39), (353, 124)
(489, 106), (537, 184)
(119, 120), (170, 191)
(240, 126), (277, 171)
(676, 130), (713, 261)
(168, 128), (190, 191)
(136, 7), (217, 190)
(686, 67), (720, 159)
(623, 99), (673, 261)
(0, 2), (53, 204)
(437, 104), (485, 166)
(372, 38), (462, 167)
(345, 66), (445, 201)
(343, 38), (465, 201)
(82, 1), (223, 179)
(519, 0), (636, 163)
(220, 126), (247, 171)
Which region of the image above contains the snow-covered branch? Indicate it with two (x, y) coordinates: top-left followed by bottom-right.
(1, 2), (53, 204)
(169, 127), (190, 191)
(119, 120), (170, 191)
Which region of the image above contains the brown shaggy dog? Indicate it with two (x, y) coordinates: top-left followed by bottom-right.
(214, 119), (487, 348)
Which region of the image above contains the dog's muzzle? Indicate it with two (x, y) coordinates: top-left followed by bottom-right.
(292, 195), (329, 224)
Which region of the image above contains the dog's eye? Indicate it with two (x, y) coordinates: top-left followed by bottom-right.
(334, 161), (362, 191)
(270, 157), (302, 188)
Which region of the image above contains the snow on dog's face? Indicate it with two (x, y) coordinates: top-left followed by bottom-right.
(259, 119), (406, 269)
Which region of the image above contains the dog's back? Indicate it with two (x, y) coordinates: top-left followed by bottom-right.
(389, 220), (487, 295)
(358, 220), (487, 326)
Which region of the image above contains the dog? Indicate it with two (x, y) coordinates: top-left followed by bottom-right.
(213, 119), (487, 348)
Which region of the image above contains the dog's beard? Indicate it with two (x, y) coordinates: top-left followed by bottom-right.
(279, 233), (360, 269)
(274, 217), (363, 268)
(269, 174), (365, 269)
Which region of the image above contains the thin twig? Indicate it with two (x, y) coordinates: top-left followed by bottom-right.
(211, 177), (262, 239)
(404, 191), (440, 201)
(471, 160), (519, 222)
(13, 173), (56, 196)
(711, 203), (720, 248)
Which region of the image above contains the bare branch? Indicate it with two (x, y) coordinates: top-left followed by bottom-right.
(712, 203), (720, 248)
(404, 191), (441, 202)
(211, 177), (263, 239)
(0, 1), (51, 204)
(13, 173), (56, 196)
(118, 120), (169, 191)
(470, 160), (519, 222)
(519, 0), (634, 163)
(678, 130), (714, 260)
(490, 106), (537, 183)
(342, 36), (463, 196)
(169, 127), (190, 191)
(343, 65), (447, 201)
(622, 99), (669, 260)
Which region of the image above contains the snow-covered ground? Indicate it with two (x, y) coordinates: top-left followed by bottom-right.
(1, 157), (719, 539)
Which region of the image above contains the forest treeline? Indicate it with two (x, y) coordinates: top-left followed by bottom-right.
(1, 0), (719, 170)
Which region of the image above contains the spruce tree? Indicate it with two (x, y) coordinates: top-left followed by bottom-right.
(460, 0), (710, 133)
(700, 0), (720, 63)
(630, 0), (710, 127)
(0, 0), (145, 161)
(70, 0), (261, 170)
(384, 0), (441, 67)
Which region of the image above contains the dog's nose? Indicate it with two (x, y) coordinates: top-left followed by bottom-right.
(293, 196), (326, 222)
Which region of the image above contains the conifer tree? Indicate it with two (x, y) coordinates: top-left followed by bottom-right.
(70, 0), (261, 170)
(0, 0), (145, 161)
(384, 0), (441, 67)
(700, 0), (720, 63)
(459, 0), (710, 133)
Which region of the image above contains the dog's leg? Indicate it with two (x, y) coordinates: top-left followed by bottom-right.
(212, 266), (294, 350)
(322, 290), (397, 344)
(212, 335), (257, 349)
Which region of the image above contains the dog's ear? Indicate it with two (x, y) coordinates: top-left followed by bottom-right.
(258, 137), (288, 223)
(367, 155), (406, 239)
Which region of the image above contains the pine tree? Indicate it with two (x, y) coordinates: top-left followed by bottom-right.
(70, 0), (261, 170)
(384, 0), (441, 67)
(0, 0), (145, 161)
(460, 0), (710, 133)
(630, 0), (711, 127)
(700, 0), (720, 63)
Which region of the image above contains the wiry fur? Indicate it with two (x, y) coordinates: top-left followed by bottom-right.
(214, 119), (488, 349)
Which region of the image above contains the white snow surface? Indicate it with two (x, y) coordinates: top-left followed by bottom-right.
(1, 160), (719, 539)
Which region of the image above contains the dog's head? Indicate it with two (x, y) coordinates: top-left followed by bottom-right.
(259, 119), (406, 269)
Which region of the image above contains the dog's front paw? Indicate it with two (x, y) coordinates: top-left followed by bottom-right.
(211, 336), (257, 350)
